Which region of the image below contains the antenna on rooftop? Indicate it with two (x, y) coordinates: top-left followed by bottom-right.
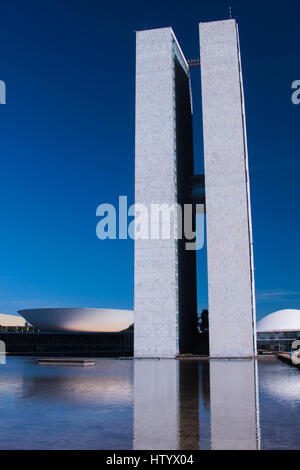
(229, 6), (232, 19)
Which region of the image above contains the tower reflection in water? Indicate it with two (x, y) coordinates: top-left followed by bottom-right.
(134, 359), (260, 450)
(133, 360), (178, 449)
(0, 357), (261, 449)
(209, 359), (260, 450)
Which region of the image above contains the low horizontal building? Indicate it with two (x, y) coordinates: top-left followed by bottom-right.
(257, 309), (300, 353)
(0, 308), (135, 357)
(0, 330), (133, 357)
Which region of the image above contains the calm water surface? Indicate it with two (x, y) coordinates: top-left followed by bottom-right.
(0, 356), (299, 450)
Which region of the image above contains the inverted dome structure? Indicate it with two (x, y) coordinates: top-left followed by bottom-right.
(18, 308), (134, 333)
(257, 309), (300, 333)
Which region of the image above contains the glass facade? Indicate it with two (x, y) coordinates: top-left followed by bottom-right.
(257, 330), (300, 353)
(0, 331), (133, 357)
(172, 34), (199, 354)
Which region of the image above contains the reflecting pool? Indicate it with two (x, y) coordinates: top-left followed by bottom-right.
(0, 356), (299, 449)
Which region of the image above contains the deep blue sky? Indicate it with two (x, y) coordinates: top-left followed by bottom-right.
(0, 0), (299, 321)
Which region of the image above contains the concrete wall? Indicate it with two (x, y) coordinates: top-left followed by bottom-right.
(199, 19), (256, 357)
(134, 28), (196, 357)
(134, 27), (178, 357)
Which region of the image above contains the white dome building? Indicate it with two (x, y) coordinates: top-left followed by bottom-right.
(257, 309), (300, 352)
(0, 313), (26, 328)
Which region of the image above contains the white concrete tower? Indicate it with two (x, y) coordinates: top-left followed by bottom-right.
(134, 27), (197, 357)
(199, 19), (256, 357)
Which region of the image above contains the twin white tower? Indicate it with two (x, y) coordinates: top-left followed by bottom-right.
(134, 19), (256, 358)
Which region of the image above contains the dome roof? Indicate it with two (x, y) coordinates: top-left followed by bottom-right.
(257, 309), (300, 333)
(0, 314), (25, 327)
